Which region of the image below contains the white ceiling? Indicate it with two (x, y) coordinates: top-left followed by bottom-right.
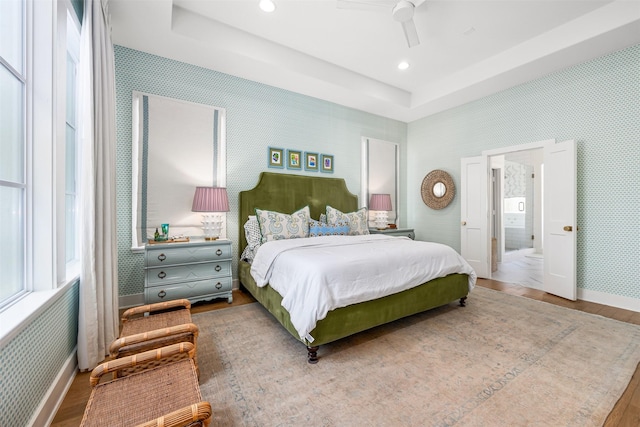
(109, 0), (640, 122)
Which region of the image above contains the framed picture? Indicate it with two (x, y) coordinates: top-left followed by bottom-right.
(268, 147), (284, 169)
(304, 152), (319, 172)
(320, 154), (334, 173)
(287, 149), (302, 170)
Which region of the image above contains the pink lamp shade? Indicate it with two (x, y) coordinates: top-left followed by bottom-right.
(191, 187), (230, 212)
(369, 194), (392, 211)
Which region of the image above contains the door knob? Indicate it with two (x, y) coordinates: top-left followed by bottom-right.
(462, 221), (467, 226)
(563, 225), (573, 232)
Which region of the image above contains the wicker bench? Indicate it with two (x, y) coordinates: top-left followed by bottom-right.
(81, 342), (211, 427)
(109, 299), (199, 376)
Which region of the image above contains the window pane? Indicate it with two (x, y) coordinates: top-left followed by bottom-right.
(65, 124), (76, 193)
(0, 186), (25, 304)
(0, 0), (23, 73)
(0, 65), (24, 183)
(65, 194), (76, 263)
(66, 53), (76, 125)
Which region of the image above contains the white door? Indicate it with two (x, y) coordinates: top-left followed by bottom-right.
(461, 156), (490, 278)
(543, 140), (577, 300)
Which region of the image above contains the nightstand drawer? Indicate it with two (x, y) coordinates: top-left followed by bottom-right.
(145, 277), (233, 303)
(146, 260), (232, 285)
(146, 244), (232, 267)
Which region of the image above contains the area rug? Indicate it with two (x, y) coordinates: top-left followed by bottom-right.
(192, 287), (640, 426)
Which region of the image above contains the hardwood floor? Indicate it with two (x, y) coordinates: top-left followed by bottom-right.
(51, 282), (640, 426)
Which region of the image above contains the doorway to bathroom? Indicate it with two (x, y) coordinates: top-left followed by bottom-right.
(489, 149), (543, 289)
(461, 138), (576, 300)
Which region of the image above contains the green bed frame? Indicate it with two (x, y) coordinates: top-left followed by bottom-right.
(238, 172), (469, 363)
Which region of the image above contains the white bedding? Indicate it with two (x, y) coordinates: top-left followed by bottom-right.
(250, 234), (477, 342)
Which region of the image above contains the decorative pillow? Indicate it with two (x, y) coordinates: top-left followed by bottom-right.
(309, 219), (350, 237)
(319, 213), (327, 224)
(242, 216), (261, 262)
(255, 206), (310, 243)
(240, 245), (257, 263)
(326, 205), (370, 236)
(244, 216), (261, 248)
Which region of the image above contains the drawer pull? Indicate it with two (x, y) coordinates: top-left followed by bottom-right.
(157, 253), (166, 262)
(215, 249), (223, 256)
(215, 265), (222, 272)
(157, 271), (167, 279)
(158, 290), (166, 299)
(215, 282), (222, 289)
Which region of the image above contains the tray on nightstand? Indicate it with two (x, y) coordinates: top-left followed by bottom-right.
(369, 228), (415, 240)
(147, 237), (190, 244)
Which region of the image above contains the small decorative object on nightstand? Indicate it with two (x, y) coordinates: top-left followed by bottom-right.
(144, 238), (233, 304)
(191, 187), (229, 240)
(369, 193), (393, 229)
(369, 227), (415, 240)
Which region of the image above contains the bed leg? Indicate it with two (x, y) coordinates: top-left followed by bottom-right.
(307, 346), (319, 364)
(459, 296), (467, 307)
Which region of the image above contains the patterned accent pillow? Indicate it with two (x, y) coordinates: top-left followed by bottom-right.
(326, 205), (370, 236)
(241, 216), (261, 262)
(255, 206), (310, 243)
(309, 219), (350, 237)
(240, 245), (257, 263)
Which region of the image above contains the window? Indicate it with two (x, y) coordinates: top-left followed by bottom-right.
(0, 0), (27, 308)
(0, 0), (81, 321)
(64, 11), (81, 275)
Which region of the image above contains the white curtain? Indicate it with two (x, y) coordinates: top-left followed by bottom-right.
(77, 0), (119, 371)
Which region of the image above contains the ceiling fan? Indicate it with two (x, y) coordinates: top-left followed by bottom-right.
(337, 0), (426, 48)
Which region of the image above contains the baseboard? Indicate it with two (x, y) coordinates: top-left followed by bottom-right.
(119, 292), (145, 309)
(29, 347), (77, 427)
(578, 288), (640, 313)
(118, 279), (241, 309)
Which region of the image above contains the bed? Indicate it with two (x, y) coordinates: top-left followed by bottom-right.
(238, 172), (475, 363)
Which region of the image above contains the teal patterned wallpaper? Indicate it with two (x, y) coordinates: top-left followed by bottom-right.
(0, 283), (79, 425)
(114, 45), (408, 297)
(407, 44), (639, 301)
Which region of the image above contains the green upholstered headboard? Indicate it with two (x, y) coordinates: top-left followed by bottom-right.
(238, 172), (358, 254)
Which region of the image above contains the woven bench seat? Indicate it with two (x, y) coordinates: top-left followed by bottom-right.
(110, 299), (199, 376)
(81, 343), (211, 427)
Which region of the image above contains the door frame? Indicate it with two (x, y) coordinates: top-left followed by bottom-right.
(463, 138), (577, 300)
(481, 139), (555, 279)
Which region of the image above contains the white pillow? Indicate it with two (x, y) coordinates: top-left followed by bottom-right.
(326, 205), (370, 236)
(255, 206), (310, 244)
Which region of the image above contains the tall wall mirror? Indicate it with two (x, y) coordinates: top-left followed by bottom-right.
(131, 92), (226, 251)
(361, 137), (400, 227)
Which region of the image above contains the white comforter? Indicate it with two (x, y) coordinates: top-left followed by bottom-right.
(250, 234), (477, 342)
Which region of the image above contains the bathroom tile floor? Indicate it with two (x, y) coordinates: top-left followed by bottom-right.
(491, 248), (543, 289)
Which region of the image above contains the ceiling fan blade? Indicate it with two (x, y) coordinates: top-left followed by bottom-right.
(337, 0), (396, 12)
(401, 19), (420, 47)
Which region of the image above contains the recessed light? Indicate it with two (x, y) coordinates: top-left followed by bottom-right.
(398, 61), (410, 70)
(259, 0), (276, 13)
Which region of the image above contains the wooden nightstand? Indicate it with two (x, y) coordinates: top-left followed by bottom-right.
(369, 228), (415, 240)
(144, 238), (233, 304)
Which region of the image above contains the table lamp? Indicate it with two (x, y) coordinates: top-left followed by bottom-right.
(369, 193), (392, 230)
(192, 187), (229, 240)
